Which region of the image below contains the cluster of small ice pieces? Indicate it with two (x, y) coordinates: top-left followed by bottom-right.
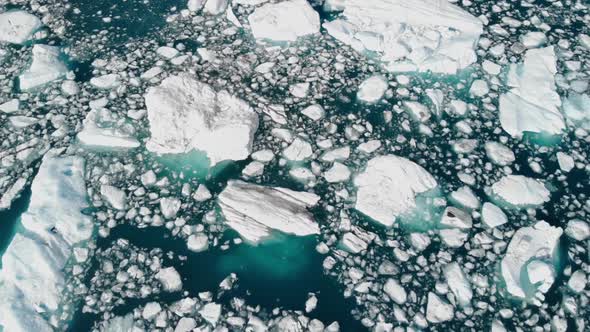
(1, 0), (590, 331)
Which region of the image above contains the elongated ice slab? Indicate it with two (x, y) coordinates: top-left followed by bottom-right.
(218, 180), (320, 243)
(491, 175), (550, 207)
(0, 154), (92, 332)
(354, 155), (437, 227)
(323, 0), (483, 74)
(145, 74), (259, 166)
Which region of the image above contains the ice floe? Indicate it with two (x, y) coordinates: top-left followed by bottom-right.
(145, 74), (259, 166)
(248, 0), (320, 42)
(357, 75), (388, 103)
(19, 45), (68, 91)
(0, 10), (42, 45)
(218, 180), (320, 243)
(490, 175), (550, 207)
(77, 109), (140, 149)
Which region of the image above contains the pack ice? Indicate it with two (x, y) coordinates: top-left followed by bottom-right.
(354, 155), (437, 227)
(499, 47), (565, 138)
(248, 0), (320, 42)
(0, 154), (93, 332)
(323, 0), (483, 74)
(218, 180), (321, 243)
(501, 221), (562, 304)
(145, 74), (259, 166)
(19, 45), (68, 91)
(0, 10), (42, 44)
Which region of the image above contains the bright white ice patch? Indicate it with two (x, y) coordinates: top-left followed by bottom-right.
(0, 10), (42, 45)
(77, 109), (140, 149)
(145, 74), (259, 166)
(19, 45), (68, 91)
(491, 175), (550, 207)
(357, 75), (388, 103)
(248, 0), (320, 42)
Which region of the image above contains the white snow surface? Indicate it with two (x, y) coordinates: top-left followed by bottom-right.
(218, 180), (320, 243)
(0, 154), (92, 332)
(248, 0), (320, 42)
(491, 175), (550, 207)
(357, 75), (388, 103)
(323, 0), (483, 74)
(145, 74), (259, 166)
(354, 155), (437, 227)
(499, 47), (565, 138)
(500, 221), (562, 300)
(0, 10), (42, 44)
(77, 109), (140, 149)
(19, 45), (68, 91)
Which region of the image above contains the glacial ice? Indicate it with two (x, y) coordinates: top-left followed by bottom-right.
(0, 10), (42, 45)
(323, 0), (483, 74)
(499, 47), (565, 138)
(248, 0), (320, 42)
(354, 155), (437, 227)
(19, 45), (68, 91)
(218, 180), (320, 243)
(491, 175), (550, 207)
(145, 74), (259, 166)
(0, 154), (92, 332)
(500, 221), (562, 302)
(77, 109), (140, 149)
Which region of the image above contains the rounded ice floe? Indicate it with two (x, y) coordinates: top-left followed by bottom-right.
(217, 180), (320, 243)
(354, 155), (437, 227)
(155, 267), (183, 292)
(0, 10), (42, 45)
(247, 0), (320, 42)
(491, 175), (550, 207)
(426, 292), (454, 323)
(500, 221), (562, 302)
(357, 75), (388, 103)
(565, 219), (590, 241)
(187, 233), (209, 252)
(19, 45), (68, 91)
(145, 74), (259, 166)
(485, 141), (515, 166)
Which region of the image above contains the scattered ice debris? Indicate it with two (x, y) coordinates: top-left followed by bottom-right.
(0, 10), (42, 44)
(248, 0), (320, 42)
(491, 175), (550, 207)
(357, 75), (388, 103)
(323, 0), (483, 74)
(354, 155), (437, 227)
(499, 47), (565, 138)
(500, 221), (562, 303)
(145, 74), (259, 166)
(218, 180), (320, 243)
(77, 109), (140, 149)
(19, 45), (68, 91)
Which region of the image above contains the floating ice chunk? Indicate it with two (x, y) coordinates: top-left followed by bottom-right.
(520, 31), (547, 48)
(145, 74), (259, 166)
(426, 292), (454, 323)
(242, 161), (265, 178)
(469, 80), (489, 97)
(383, 279), (407, 305)
(199, 303), (221, 326)
(500, 221), (562, 301)
(0, 99), (20, 113)
(193, 184), (212, 202)
(175, 317), (197, 332)
(143, 302), (162, 320)
(440, 207), (472, 230)
(234, 0), (269, 4)
(567, 270), (587, 294)
(485, 142), (515, 166)
(157, 46), (179, 59)
(357, 75), (388, 103)
(0, 11), (42, 44)
(556, 152), (575, 172)
(0, 154), (91, 332)
(188, 0), (206, 12)
(562, 93), (590, 129)
(0, 177), (26, 210)
(341, 232), (367, 254)
(305, 295), (318, 313)
(248, 0), (320, 42)
(283, 138), (313, 161)
(499, 47), (565, 138)
(77, 109), (140, 149)
(491, 175), (550, 207)
(565, 219), (590, 241)
(324, 162), (351, 183)
(19, 45), (68, 91)
(160, 197), (181, 219)
(100, 184), (127, 210)
(450, 186), (480, 210)
(444, 262), (472, 307)
(301, 104), (325, 120)
(187, 233), (209, 252)
(203, 0), (228, 15)
(403, 101), (431, 123)
(155, 267), (183, 292)
(90, 73), (121, 89)
(354, 155), (437, 227)
(323, 0), (483, 74)
(481, 202), (508, 228)
(290, 82), (309, 98)
(218, 180), (320, 243)
(102, 314), (136, 332)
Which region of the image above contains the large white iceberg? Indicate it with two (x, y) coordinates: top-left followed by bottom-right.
(323, 0), (483, 74)
(0, 10), (42, 45)
(145, 74), (259, 166)
(19, 45), (68, 91)
(77, 109), (140, 149)
(218, 180), (321, 243)
(499, 47), (565, 138)
(248, 0), (320, 42)
(0, 154), (93, 332)
(354, 155), (437, 227)
(491, 175), (550, 207)
(500, 221), (562, 303)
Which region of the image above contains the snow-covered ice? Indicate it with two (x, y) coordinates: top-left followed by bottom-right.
(0, 10), (42, 45)
(444, 262), (472, 307)
(77, 109), (140, 149)
(499, 47), (565, 138)
(491, 175), (550, 207)
(481, 202), (508, 228)
(426, 292), (454, 323)
(155, 267), (183, 292)
(500, 221), (562, 302)
(357, 75), (388, 103)
(19, 45), (68, 91)
(354, 155), (437, 227)
(323, 0), (483, 74)
(218, 180), (320, 243)
(248, 0), (320, 42)
(145, 74), (259, 166)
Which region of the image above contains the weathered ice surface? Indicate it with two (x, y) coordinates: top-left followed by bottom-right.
(19, 45), (68, 91)
(218, 180), (320, 243)
(499, 47), (565, 138)
(145, 74), (259, 166)
(354, 155), (437, 226)
(0, 154), (92, 332)
(491, 175), (550, 207)
(248, 0), (320, 42)
(77, 109), (140, 149)
(0, 10), (42, 44)
(323, 0), (483, 74)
